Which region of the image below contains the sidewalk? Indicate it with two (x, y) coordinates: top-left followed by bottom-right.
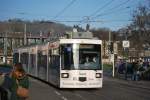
(104, 76), (150, 90)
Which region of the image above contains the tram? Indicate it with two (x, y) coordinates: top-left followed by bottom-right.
(13, 31), (103, 88)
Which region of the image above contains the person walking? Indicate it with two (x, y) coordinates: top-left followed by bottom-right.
(0, 73), (12, 100)
(10, 63), (29, 100)
(132, 61), (140, 81)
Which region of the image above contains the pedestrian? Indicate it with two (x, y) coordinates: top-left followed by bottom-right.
(10, 63), (29, 100)
(132, 61), (140, 81)
(0, 73), (13, 100)
(114, 59), (120, 75)
(0, 64), (13, 100)
(0, 73), (8, 100)
(125, 62), (133, 80)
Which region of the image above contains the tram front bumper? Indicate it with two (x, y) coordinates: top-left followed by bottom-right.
(60, 79), (102, 88)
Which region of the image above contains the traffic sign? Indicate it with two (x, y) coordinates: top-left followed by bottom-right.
(122, 40), (130, 48)
(110, 54), (114, 62)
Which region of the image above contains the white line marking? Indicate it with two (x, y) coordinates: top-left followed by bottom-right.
(75, 93), (87, 100)
(61, 96), (68, 100)
(54, 91), (68, 100)
(55, 91), (61, 96)
(30, 78), (69, 100)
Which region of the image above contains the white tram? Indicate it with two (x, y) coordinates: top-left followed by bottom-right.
(13, 31), (103, 88)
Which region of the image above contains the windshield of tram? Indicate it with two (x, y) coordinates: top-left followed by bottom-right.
(79, 44), (101, 70)
(61, 44), (101, 70)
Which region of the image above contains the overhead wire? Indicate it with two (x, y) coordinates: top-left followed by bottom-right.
(13, 0), (136, 29)
(90, 0), (115, 17)
(53, 0), (77, 19)
(76, 0), (132, 26)
(77, 0), (115, 25)
(92, 0), (131, 19)
(52, 18), (132, 24)
(93, 6), (131, 18)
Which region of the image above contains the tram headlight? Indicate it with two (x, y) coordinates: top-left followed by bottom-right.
(61, 73), (69, 78)
(96, 73), (102, 78)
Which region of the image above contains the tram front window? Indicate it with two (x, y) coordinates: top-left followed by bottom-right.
(79, 44), (101, 70)
(61, 44), (101, 70)
(61, 44), (74, 70)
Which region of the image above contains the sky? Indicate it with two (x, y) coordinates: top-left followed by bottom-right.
(0, 0), (148, 31)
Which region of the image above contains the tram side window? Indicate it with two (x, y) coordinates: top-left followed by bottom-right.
(21, 53), (28, 65)
(61, 44), (73, 70)
(38, 52), (42, 67)
(13, 53), (19, 64)
(30, 54), (36, 74)
(49, 48), (60, 69)
(38, 51), (47, 67)
(53, 48), (60, 68)
(20, 53), (29, 72)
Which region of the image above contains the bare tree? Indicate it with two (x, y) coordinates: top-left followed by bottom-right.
(128, 3), (150, 49)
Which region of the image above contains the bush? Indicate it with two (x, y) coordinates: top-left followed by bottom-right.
(103, 64), (112, 71)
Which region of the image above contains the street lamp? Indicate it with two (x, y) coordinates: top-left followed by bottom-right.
(122, 29), (130, 80)
(108, 31), (115, 77)
(24, 23), (27, 45)
(3, 32), (8, 64)
(17, 13), (27, 45)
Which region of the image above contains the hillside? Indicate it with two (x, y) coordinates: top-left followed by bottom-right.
(0, 19), (73, 34)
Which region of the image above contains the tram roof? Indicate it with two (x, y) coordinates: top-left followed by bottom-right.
(13, 31), (101, 50)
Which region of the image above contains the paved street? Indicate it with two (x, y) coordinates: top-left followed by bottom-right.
(27, 76), (150, 100)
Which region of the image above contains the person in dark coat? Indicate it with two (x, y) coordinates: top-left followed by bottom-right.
(0, 65), (13, 100)
(132, 61), (140, 81)
(10, 63), (29, 100)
